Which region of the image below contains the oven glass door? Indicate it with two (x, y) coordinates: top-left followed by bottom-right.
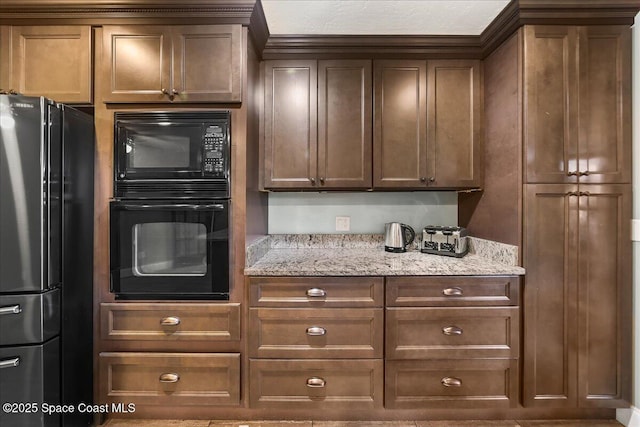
(110, 200), (229, 299)
(116, 122), (205, 179)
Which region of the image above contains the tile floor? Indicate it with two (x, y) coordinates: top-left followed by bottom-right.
(103, 419), (624, 427)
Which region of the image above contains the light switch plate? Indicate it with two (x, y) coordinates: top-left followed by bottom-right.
(335, 216), (350, 231)
(632, 219), (640, 242)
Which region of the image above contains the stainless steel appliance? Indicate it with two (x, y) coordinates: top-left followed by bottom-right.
(0, 95), (94, 426)
(421, 226), (469, 257)
(110, 199), (229, 300)
(114, 111), (230, 199)
(384, 222), (415, 253)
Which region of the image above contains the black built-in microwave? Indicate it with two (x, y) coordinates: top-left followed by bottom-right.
(114, 111), (230, 199)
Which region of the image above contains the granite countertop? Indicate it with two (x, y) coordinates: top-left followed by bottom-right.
(245, 234), (525, 277)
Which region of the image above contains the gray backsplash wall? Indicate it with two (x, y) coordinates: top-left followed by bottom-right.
(268, 192), (458, 234)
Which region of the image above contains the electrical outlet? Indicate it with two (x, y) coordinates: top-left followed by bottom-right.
(632, 219), (640, 242)
(335, 216), (350, 231)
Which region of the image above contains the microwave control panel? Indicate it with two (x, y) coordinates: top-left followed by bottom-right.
(203, 125), (227, 176)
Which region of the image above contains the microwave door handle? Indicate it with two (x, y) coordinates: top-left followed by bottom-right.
(120, 204), (225, 211)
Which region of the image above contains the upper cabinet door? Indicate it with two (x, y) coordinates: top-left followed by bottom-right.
(101, 25), (242, 103)
(4, 26), (92, 104)
(576, 26), (631, 184)
(101, 26), (172, 103)
(524, 25), (631, 185)
(373, 60), (427, 188)
(524, 26), (579, 184)
(263, 60), (318, 189)
(318, 60), (372, 189)
(172, 25), (242, 103)
(427, 60), (482, 189)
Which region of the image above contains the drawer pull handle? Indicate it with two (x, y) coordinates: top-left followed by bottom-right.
(442, 287), (463, 297)
(159, 373), (180, 383)
(306, 377), (326, 388)
(306, 326), (326, 336)
(0, 357), (20, 369)
(306, 288), (326, 298)
(442, 326), (463, 336)
(0, 305), (22, 315)
(441, 377), (462, 387)
(160, 316), (181, 326)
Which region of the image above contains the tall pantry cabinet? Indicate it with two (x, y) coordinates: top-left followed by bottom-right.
(465, 25), (632, 409)
(522, 25), (631, 408)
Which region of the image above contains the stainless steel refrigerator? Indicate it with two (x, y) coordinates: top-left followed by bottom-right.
(0, 95), (94, 427)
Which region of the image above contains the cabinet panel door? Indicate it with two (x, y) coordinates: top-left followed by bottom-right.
(263, 60), (317, 189)
(524, 26), (579, 183)
(577, 184), (631, 406)
(577, 26), (631, 184)
(102, 26), (171, 102)
(427, 60), (482, 188)
(99, 352), (240, 406)
(385, 359), (519, 409)
(172, 25), (241, 103)
(373, 60), (427, 188)
(248, 307), (383, 358)
(250, 359), (383, 409)
(8, 26), (92, 103)
(523, 184), (579, 407)
(386, 307), (519, 359)
(318, 60), (372, 189)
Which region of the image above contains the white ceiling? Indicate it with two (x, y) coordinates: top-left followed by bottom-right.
(261, 0), (512, 36)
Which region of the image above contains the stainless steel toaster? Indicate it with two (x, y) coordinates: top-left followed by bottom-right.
(421, 226), (469, 257)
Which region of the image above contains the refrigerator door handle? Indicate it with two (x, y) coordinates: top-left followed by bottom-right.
(0, 304), (22, 315)
(0, 357), (20, 369)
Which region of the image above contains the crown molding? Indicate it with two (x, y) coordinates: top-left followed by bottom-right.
(0, 0), (260, 26)
(0, 0), (638, 58)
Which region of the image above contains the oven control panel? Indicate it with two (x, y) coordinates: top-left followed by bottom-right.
(203, 125), (227, 176)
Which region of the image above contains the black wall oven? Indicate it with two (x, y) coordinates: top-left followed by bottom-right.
(110, 110), (231, 300)
(110, 200), (229, 300)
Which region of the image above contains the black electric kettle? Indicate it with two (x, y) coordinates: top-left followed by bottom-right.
(384, 222), (415, 253)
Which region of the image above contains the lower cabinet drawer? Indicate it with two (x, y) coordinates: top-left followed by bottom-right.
(386, 307), (520, 359)
(99, 352), (240, 406)
(249, 308), (383, 358)
(385, 359), (519, 409)
(249, 359), (383, 409)
(100, 303), (241, 342)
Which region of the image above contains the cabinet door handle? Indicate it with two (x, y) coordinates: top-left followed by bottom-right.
(319, 177), (325, 185)
(442, 287), (463, 297)
(441, 377), (462, 387)
(0, 357), (20, 369)
(566, 191), (579, 196)
(159, 373), (180, 383)
(578, 171), (590, 176)
(420, 177), (427, 183)
(442, 326), (463, 336)
(306, 288), (326, 298)
(310, 177), (316, 185)
(160, 316), (181, 326)
(567, 171), (578, 176)
(306, 326), (326, 336)
(0, 305), (22, 315)
(306, 377), (326, 388)
(429, 177), (435, 183)
(579, 191), (590, 197)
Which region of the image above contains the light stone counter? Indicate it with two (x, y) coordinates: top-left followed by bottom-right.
(245, 234), (525, 277)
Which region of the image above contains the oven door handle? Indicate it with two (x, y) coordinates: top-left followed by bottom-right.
(119, 204), (226, 211)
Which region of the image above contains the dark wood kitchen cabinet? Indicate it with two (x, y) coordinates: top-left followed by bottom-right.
(0, 26), (92, 103)
(385, 276), (520, 409)
(523, 25), (631, 184)
(247, 276), (384, 409)
(263, 59), (372, 189)
(101, 25), (241, 103)
(373, 59), (482, 189)
(523, 183), (631, 407)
